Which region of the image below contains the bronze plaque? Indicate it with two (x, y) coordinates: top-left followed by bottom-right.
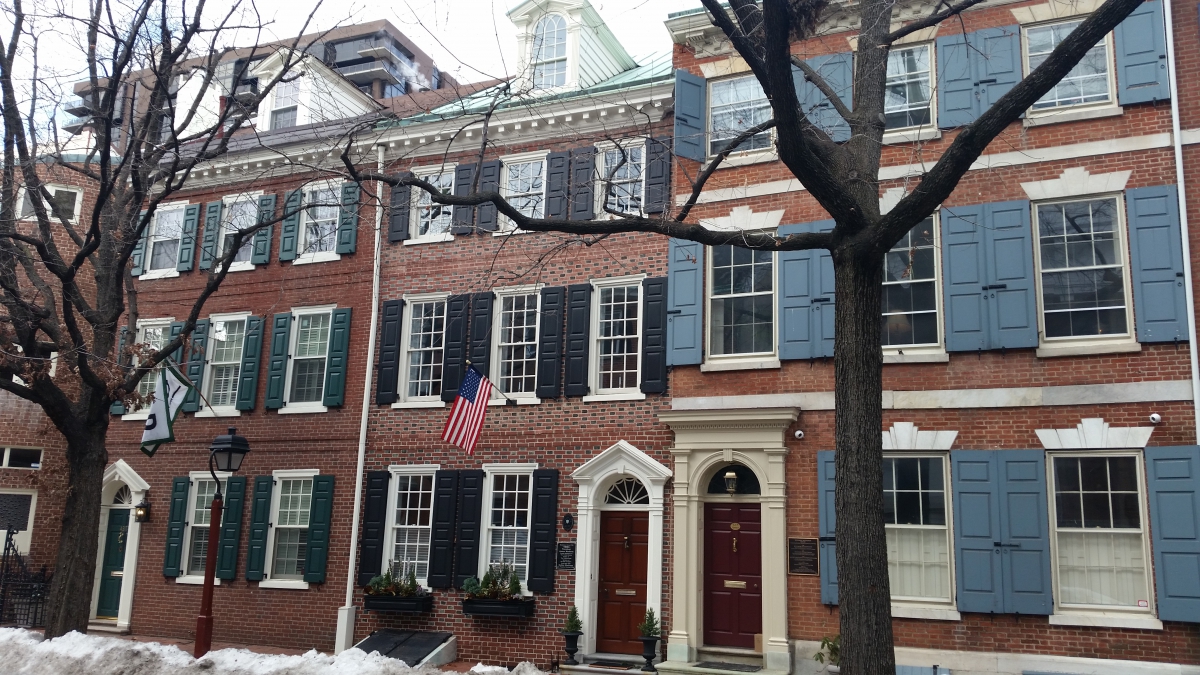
(788, 537), (819, 576)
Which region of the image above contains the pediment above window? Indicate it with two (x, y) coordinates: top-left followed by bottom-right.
(1036, 417), (1155, 449)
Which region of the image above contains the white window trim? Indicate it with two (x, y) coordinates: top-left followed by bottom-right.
(586, 275), (646, 400)
(395, 292), (450, 406)
(882, 452), (958, 614)
(882, 42), (939, 137)
(882, 213), (945, 357)
(195, 312), (251, 418)
(497, 150), (550, 234)
(490, 285), (543, 402)
(18, 184), (84, 224)
(1022, 20), (1119, 119)
(140, 202), (190, 280)
(1032, 194), (1136, 349)
(267, 71), (305, 132)
(122, 318), (174, 421)
(176, 471), (229, 585)
(279, 305), (335, 415)
(705, 241), (778, 363)
(479, 463), (538, 594)
(384, 464), (441, 589)
(293, 180), (342, 265)
(408, 166), (457, 244)
(218, 192), (263, 273)
(707, 74), (775, 160)
(529, 14), (571, 92)
(1, 447), (43, 469)
(1046, 450), (1157, 620)
(593, 140), (647, 219)
(259, 468), (319, 590)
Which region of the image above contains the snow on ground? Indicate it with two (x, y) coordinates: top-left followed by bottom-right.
(0, 628), (545, 675)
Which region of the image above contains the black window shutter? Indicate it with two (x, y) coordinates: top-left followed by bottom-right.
(569, 148), (596, 220)
(376, 299), (404, 404)
(357, 471), (391, 586)
(469, 292), (495, 377)
(427, 469), (460, 589)
(235, 316), (264, 411)
(564, 284), (592, 396)
(527, 468), (559, 592)
(389, 178), (412, 243)
(545, 151), (571, 219)
(644, 137), (671, 214)
(451, 163), (477, 234)
(641, 276), (668, 393)
(321, 308), (352, 407)
(181, 318), (209, 413)
(251, 195), (275, 265)
(163, 476), (190, 577)
(476, 160), (502, 232)
(454, 469), (486, 588)
(536, 286), (566, 399)
(441, 294), (471, 402)
(245, 476), (274, 581)
(335, 182), (360, 254)
(215, 476), (247, 580)
(303, 475), (335, 583)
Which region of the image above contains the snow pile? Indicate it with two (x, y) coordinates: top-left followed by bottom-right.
(0, 628), (545, 675)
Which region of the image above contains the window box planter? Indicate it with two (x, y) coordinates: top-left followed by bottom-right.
(461, 598), (535, 618)
(362, 595), (433, 613)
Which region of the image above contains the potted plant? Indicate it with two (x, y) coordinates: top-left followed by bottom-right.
(813, 635), (840, 673)
(461, 562), (536, 618)
(362, 565), (433, 613)
(636, 607), (660, 672)
(561, 605), (584, 665)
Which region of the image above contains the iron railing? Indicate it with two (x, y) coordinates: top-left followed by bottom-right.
(0, 529), (51, 627)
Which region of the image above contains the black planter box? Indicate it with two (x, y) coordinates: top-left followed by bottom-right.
(462, 598), (536, 618)
(362, 594), (434, 613)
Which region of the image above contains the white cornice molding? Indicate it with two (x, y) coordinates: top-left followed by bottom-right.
(1010, 0), (1105, 24)
(1036, 417), (1155, 450)
(883, 422), (958, 450)
(1020, 167), (1131, 201)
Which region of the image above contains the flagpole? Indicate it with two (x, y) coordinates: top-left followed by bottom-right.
(466, 360), (516, 406)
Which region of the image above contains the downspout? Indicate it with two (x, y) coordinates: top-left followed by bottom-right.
(1163, 3), (1200, 440)
(336, 143), (386, 653)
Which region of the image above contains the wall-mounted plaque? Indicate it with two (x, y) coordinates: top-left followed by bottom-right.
(788, 537), (819, 576)
(557, 542), (576, 571)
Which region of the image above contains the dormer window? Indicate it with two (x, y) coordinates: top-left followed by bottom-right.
(271, 77), (300, 129)
(532, 15), (567, 89)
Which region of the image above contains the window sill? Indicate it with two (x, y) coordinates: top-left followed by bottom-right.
(292, 251), (341, 266)
(882, 127), (941, 145)
(1048, 612), (1162, 630)
(275, 403), (329, 415)
(883, 351), (949, 364)
(700, 357), (780, 372)
(258, 579), (310, 590)
(138, 269), (179, 281)
(711, 149), (777, 167)
(176, 575), (220, 586)
(582, 392), (648, 403)
(488, 397), (541, 406)
(194, 407), (241, 418)
(404, 234), (454, 246)
(1036, 341), (1141, 358)
(224, 261), (256, 273)
(1024, 104), (1122, 127)
(121, 411), (150, 422)
(890, 604), (960, 621)
(391, 399), (446, 409)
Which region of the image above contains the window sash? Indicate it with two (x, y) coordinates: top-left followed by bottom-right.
(486, 472), (532, 582)
(1027, 21), (1112, 110)
(271, 478), (312, 580)
(882, 218), (939, 348)
(709, 77), (772, 156)
(505, 161), (545, 219)
(302, 187), (339, 254)
(709, 245), (774, 357)
(884, 45), (933, 130)
(390, 474), (434, 581)
(404, 301), (445, 399)
(882, 455), (952, 603)
(136, 326), (168, 399)
(595, 284), (641, 392)
(602, 147), (644, 215)
(496, 293), (539, 395)
(222, 198), (257, 263)
(413, 173), (454, 237)
(149, 209), (184, 271)
(186, 478), (221, 576)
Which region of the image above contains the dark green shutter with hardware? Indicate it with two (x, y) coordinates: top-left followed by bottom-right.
(199, 202), (222, 270)
(336, 182), (359, 254)
(303, 475), (335, 583)
(322, 308), (352, 406)
(176, 204), (201, 272)
(279, 189), (302, 261)
(163, 477), (190, 577)
(245, 476), (274, 581)
(252, 194), (275, 265)
(181, 319), (210, 412)
(215, 476), (247, 580)
(235, 316), (264, 411)
(264, 313), (292, 409)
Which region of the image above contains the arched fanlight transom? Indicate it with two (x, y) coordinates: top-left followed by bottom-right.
(605, 477), (650, 505)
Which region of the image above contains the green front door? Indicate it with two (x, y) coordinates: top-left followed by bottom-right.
(96, 508), (128, 619)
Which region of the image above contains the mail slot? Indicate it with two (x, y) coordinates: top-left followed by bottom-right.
(615, 589), (637, 596)
(723, 580), (746, 589)
(110, 571), (124, 577)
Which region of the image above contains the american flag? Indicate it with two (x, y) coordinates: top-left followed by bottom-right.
(441, 365), (492, 455)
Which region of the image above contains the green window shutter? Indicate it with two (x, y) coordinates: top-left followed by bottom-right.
(110, 327), (129, 414)
(176, 204), (201, 272)
(199, 201), (222, 270)
(235, 316), (264, 411)
(168, 321), (185, 366)
(279, 189), (302, 261)
(322, 308), (352, 406)
(180, 319), (209, 413)
(130, 210), (149, 276)
(335, 182), (359, 254)
(264, 313), (292, 409)
(163, 476), (190, 577)
(245, 476), (274, 581)
(252, 194), (276, 265)
(303, 475), (335, 583)
(215, 476), (247, 580)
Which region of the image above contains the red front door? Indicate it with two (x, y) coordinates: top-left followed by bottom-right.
(596, 510), (649, 654)
(704, 502), (762, 648)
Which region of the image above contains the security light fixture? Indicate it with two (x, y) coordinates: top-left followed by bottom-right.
(724, 470), (738, 495)
(133, 499), (151, 522)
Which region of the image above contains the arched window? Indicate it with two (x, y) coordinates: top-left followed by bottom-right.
(112, 485), (133, 505)
(605, 477), (650, 505)
(531, 15), (567, 89)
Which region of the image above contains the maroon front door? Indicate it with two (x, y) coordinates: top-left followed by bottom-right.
(596, 510), (650, 654)
(704, 502), (762, 648)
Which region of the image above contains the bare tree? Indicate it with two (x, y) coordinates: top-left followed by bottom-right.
(350, 0), (1150, 672)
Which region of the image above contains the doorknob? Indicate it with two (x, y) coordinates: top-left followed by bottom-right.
(732, 537), (738, 553)
(624, 536), (630, 550)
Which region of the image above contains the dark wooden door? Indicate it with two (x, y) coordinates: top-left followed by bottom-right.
(596, 510), (649, 654)
(704, 502), (761, 648)
(96, 508), (128, 619)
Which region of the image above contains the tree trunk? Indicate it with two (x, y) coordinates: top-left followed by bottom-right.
(43, 424), (108, 638)
(831, 246), (894, 675)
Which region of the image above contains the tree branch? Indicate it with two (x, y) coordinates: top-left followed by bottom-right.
(885, 0), (989, 45)
(791, 55), (852, 120)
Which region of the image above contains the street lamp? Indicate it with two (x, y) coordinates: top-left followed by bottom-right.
(195, 427), (250, 658)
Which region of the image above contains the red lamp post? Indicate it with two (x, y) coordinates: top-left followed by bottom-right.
(195, 427), (250, 658)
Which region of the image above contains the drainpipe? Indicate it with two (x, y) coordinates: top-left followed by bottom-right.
(1163, 4), (1200, 441)
(335, 143), (386, 653)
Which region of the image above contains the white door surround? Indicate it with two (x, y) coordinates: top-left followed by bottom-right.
(658, 408), (797, 674)
(90, 459), (150, 630)
(571, 440), (672, 657)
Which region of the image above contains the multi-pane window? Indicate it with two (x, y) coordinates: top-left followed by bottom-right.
(20, 186), (81, 223)
(531, 15), (567, 89)
(302, 186), (339, 255)
(272, 477), (312, 579)
(487, 473), (531, 582)
(1036, 198), (1128, 339)
(271, 78), (300, 129)
(601, 146), (644, 215)
(1, 448), (42, 469)
(595, 284), (640, 392)
(709, 76), (772, 156)
(497, 293), (539, 395)
(413, 172), (454, 238)
(187, 479), (220, 576)
(506, 160), (546, 220)
(391, 474), (434, 581)
(882, 218), (938, 347)
(885, 45), (933, 130)
(883, 456), (951, 603)
(221, 197), (256, 264)
(405, 300), (445, 399)
(289, 313), (330, 404)
(1027, 21), (1112, 111)
(206, 319), (245, 408)
(1052, 455), (1150, 609)
(148, 208), (184, 271)
(136, 324), (168, 400)
(709, 245), (773, 356)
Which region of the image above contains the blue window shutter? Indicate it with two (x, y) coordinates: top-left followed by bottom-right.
(451, 163), (477, 234)
(643, 138), (671, 215)
(564, 284), (592, 396)
(441, 294), (470, 402)
(245, 476), (273, 581)
(985, 201), (1038, 350)
(779, 224), (816, 360)
(303, 475), (335, 583)
(454, 469), (486, 588)
(1127, 185), (1186, 342)
(264, 313), (292, 409)
(468, 292), (494, 378)
(235, 316), (263, 411)
(941, 205), (989, 351)
(278, 190), (301, 261)
(998, 449), (1052, 615)
(673, 69), (707, 162)
(545, 151), (571, 220)
(527, 468), (559, 592)
(667, 238), (703, 366)
(1115, 0), (1168, 105)
(974, 26), (1022, 112)
(251, 194), (275, 265)
(199, 202), (222, 270)
(817, 450), (838, 605)
(215, 476), (247, 580)
(812, 222), (837, 358)
(163, 476), (190, 577)
(376, 300), (404, 405)
(937, 33), (978, 128)
(536, 286), (566, 399)
(131, 211), (149, 276)
(427, 470), (460, 589)
(322, 308), (352, 406)
(569, 148), (596, 220)
(1146, 445), (1200, 622)
(181, 318), (209, 412)
(335, 182), (359, 254)
(641, 276), (669, 394)
(110, 327), (129, 414)
(477, 160), (502, 231)
(800, 53), (853, 142)
(951, 450), (1003, 613)
(176, 204), (201, 272)
(358, 471), (391, 586)
(389, 180), (411, 243)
